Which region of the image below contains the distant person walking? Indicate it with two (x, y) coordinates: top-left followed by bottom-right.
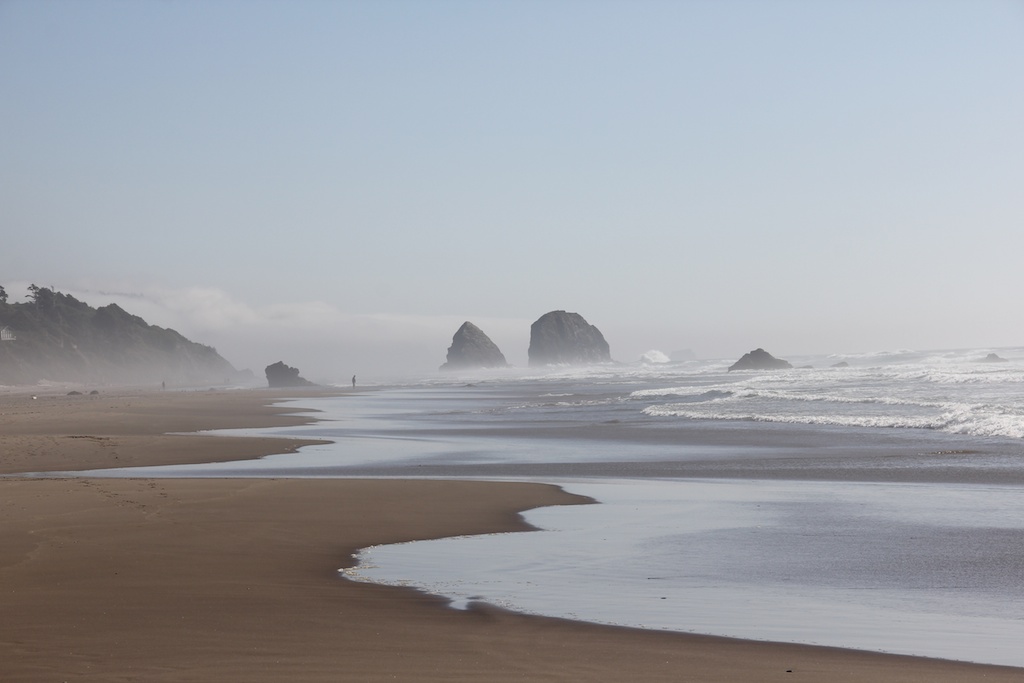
(351, 375), (356, 388)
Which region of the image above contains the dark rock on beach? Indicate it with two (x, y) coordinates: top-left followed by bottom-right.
(265, 361), (315, 388)
(528, 310), (611, 367)
(728, 348), (793, 372)
(978, 353), (1008, 363)
(440, 321), (508, 371)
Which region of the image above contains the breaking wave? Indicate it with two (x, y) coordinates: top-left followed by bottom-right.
(618, 349), (1024, 440)
(414, 346), (1024, 441)
(642, 403), (1024, 439)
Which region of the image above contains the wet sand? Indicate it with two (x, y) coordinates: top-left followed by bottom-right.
(1, 388), (1021, 681)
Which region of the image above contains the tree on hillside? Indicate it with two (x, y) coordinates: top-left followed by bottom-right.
(27, 284), (55, 311)
(0, 285), (7, 304)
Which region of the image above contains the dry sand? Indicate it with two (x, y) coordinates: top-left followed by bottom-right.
(1, 387), (1020, 682)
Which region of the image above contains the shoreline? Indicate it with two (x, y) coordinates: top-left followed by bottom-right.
(1, 388), (1021, 681)
(0, 386), (341, 474)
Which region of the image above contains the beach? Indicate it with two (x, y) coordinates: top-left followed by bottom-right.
(1, 387), (1022, 682)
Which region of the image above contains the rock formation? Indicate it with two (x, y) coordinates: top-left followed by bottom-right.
(265, 361), (315, 388)
(728, 348), (792, 372)
(978, 353), (1008, 363)
(528, 310), (611, 367)
(440, 321), (507, 371)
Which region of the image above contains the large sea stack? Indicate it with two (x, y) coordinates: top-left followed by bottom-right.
(440, 321), (507, 371)
(528, 310), (611, 367)
(728, 348), (792, 372)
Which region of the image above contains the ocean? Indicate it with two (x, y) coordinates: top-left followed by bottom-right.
(82, 347), (1024, 667)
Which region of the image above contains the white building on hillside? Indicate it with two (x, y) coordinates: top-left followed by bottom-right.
(1, 326), (16, 341)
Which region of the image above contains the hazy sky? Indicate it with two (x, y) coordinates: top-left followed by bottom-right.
(2, 0), (1022, 380)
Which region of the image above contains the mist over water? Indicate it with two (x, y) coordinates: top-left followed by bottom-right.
(6, 280), (1023, 386)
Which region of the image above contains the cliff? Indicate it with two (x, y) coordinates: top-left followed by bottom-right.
(0, 286), (243, 386)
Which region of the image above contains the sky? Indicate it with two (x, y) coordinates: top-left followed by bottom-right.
(2, 0), (1023, 380)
